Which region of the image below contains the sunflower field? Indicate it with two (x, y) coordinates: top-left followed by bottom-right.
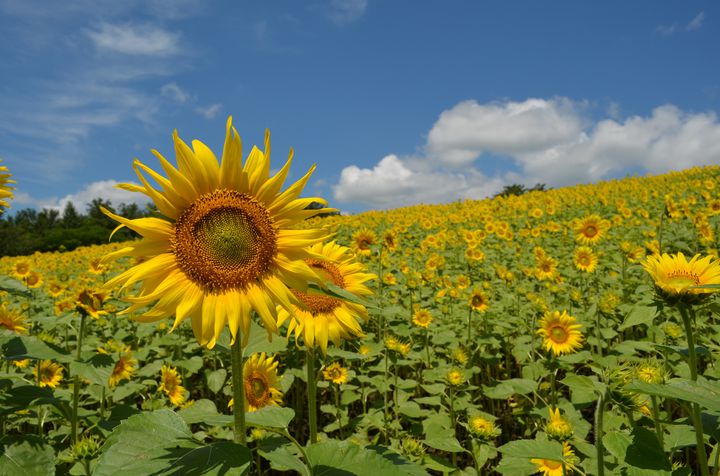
(0, 125), (720, 476)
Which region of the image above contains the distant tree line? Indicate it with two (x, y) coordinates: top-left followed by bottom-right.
(0, 199), (154, 257)
(494, 183), (547, 198)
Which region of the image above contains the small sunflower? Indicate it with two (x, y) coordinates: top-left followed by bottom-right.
(468, 415), (500, 440)
(13, 261), (30, 279)
(323, 362), (348, 385)
(573, 246), (598, 273)
(468, 288), (489, 312)
(574, 214), (610, 245)
(446, 367), (465, 386)
(241, 352), (283, 411)
(75, 290), (107, 319)
(278, 241), (374, 354)
(352, 228), (377, 256)
(546, 407), (573, 441)
(109, 349), (138, 387)
(537, 310), (584, 356)
(101, 118), (333, 349)
(159, 365), (186, 407)
(535, 255), (559, 281)
(25, 271), (43, 289)
(531, 442), (577, 476)
(34, 360), (64, 388)
(0, 303), (28, 334)
(382, 230), (398, 250)
(642, 252), (720, 302)
(412, 309), (433, 328)
(0, 159), (15, 212)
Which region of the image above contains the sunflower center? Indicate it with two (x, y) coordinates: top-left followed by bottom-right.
(245, 372), (271, 407)
(293, 260), (345, 315)
(550, 325), (568, 343)
(578, 255), (590, 266)
(583, 225), (598, 237)
(665, 270), (700, 288)
(172, 189), (277, 294)
(471, 296), (484, 307)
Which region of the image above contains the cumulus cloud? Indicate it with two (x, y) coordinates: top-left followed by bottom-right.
(328, 0), (367, 25)
(14, 180), (150, 212)
(86, 22), (180, 56)
(333, 97), (720, 210)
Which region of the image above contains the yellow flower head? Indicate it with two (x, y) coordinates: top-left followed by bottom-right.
(25, 271), (43, 289)
(0, 303), (28, 334)
(75, 290), (107, 319)
(642, 252), (720, 302)
(468, 415), (500, 440)
(531, 442), (577, 476)
(452, 347), (468, 365)
(243, 352), (283, 411)
(573, 246), (598, 273)
(159, 365), (186, 407)
(323, 362), (348, 385)
(13, 261), (30, 279)
(446, 367), (465, 386)
(546, 407), (574, 441)
(101, 118), (333, 349)
(412, 309), (433, 328)
(109, 351), (137, 388)
(278, 241), (375, 355)
(468, 288), (489, 312)
(537, 310), (584, 356)
(34, 360), (64, 388)
(352, 228), (376, 255)
(574, 214), (610, 245)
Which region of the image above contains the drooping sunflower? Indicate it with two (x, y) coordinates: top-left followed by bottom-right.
(101, 118), (332, 348)
(159, 365), (186, 406)
(34, 360), (64, 388)
(277, 241), (374, 355)
(642, 252), (720, 301)
(109, 350), (138, 387)
(537, 310), (584, 356)
(239, 352), (283, 412)
(531, 442), (577, 476)
(468, 288), (489, 313)
(0, 159), (15, 213)
(574, 214), (610, 245)
(573, 246), (598, 273)
(323, 362), (348, 385)
(0, 303), (28, 334)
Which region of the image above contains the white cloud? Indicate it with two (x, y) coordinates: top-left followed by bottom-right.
(328, 0), (367, 25)
(86, 22), (180, 56)
(13, 180), (150, 212)
(332, 98), (720, 210)
(686, 12), (705, 31)
(196, 103), (222, 119)
(161, 82), (190, 103)
(657, 11), (705, 36)
(426, 98), (584, 166)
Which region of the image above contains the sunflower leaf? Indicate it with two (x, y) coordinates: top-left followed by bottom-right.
(244, 406), (295, 429)
(0, 276), (30, 297)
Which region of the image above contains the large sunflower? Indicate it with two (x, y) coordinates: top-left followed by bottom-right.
(0, 159), (15, 213)
(537, 310), (584, 356)
(101, 118), (332, 348)
(531, 442), (577, 476)
(0, 303), (28, 334)
(277, 241), (374, 354)
(642, 252), (720, 300)
(574, 214), (610, 245)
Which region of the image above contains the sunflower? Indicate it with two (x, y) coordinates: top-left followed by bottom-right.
(75, 290), (107, 319)
(323, 362), (348, 384)
(382, 230), (398, 250)
(468, 288), (489, 312)
(535, 255), (559, 281)
(46, 282), (64, 299)
(13, 261), (30, 279)
(446, 367), (465, 386)
(468, 415), (500, 440)
(0, 159), (15, 212)
(25, 271), (43, 289)
(531, 442), (577, 476)
(573, 246), (598, 273)
(278, 241), (374, 354)
(352, 228), (377, 256)
(108, 349), (138, 387)
(574, 214), (610, 245)
(100, 118), (332, 348)
(642, 252), (720, 302)
(537, 311), (584, 356)
(412, 309), (433, 328)
(242, 352), (283, 411)
(546, 407), (573, 441)
(0, 303), (28, 334)
(159, 365), (186, 406)
(34, 360), (64, 388)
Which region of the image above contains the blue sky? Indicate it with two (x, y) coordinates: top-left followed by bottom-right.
(1, 0), (719, 213)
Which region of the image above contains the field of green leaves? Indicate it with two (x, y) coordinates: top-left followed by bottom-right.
(0, 139), (719, 475)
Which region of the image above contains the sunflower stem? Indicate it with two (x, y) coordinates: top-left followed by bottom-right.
(71, 313), (86, 446)
(595, 391), (606, 476)
(678, 304), (710, 476)
(306, 348), (318, 444)
(230, 335), (246, 445)
(651, 395), (664, 451)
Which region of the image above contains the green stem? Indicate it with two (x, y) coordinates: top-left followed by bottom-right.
(425, 329), (431, 368)
(230, 335), (246, 445)
(679, 304), (710, 476)
(449, 387), (457, 467)
(306, 349), (317, 444)
(467, 308), (472, 347)
(595, 307), (603, 357)
(71, 314), (87, 445)
(334, 385), (343, 439)
(595, 392), (606, 476)
(651, 395), (664, 450)
(383, 349), (389, 444)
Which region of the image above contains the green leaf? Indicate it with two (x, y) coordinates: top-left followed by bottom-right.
(94, 409), (251, 476)
(258, 436), (310, 476)
(605, 428), (671, 475)
(619, 305), (657, 331)
(0, 276), (31, 297)
(0, 438), (56, 476)
(206, 369), (227, 394)
(71, 354), (114, 387)
(497, 439), (563, 460)
(178, 399), (232, 427)
(1, 334), (71, 362)
(424, 435), (465, 453)
(664, 424), (696, 451)
(626, 378), (720, 413)
(483, 379), (537, 399)
(305, 440), (428, 476)
(244, 406), (295, 429)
